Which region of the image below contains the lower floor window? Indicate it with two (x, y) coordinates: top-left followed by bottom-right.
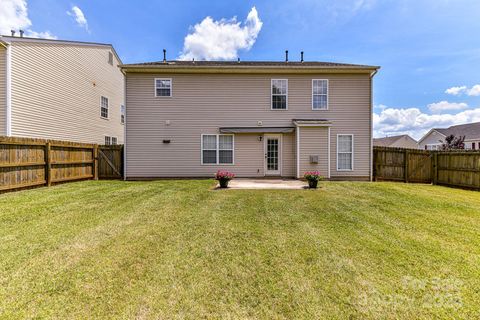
(337, 134), (353, 170)
(202, 134), (234, 164)
(425, 144), (441, 151)
(105, 136), (117, 145)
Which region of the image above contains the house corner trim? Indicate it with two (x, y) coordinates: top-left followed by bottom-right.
(5, 43), (12, 136)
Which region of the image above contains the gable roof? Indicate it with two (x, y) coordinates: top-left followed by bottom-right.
(373, 134), (416, 147)
(418, 122), (480, 144)
(121, 60), (380, 74)
(0, 35), (122, 64)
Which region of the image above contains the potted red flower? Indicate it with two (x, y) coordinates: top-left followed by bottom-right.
(304, 171), (324, 189)
(215, 170), (235, 188)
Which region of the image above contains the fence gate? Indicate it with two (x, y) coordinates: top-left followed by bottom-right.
(405, 150), (432, 183)
(98, 145), (124, 179)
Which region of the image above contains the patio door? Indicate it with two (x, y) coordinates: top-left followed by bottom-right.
(264, 134), (281, 176)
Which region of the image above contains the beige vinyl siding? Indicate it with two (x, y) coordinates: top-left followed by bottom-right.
(282, 133), (296, 177)
(126, 73), (371, 178)
(0, 46), (6, 135)
(299, 127), (329, 177)
(10, 41), (124, 144)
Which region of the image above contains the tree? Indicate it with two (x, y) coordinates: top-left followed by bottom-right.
(441, 134), (465, 150)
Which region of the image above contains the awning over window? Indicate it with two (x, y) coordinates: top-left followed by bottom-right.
(219, 127), (295, 134)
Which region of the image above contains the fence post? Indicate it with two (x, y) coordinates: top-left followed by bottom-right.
(93, 144), (99, 180)
(432, 152), (438, 185)
(45, 142), (52, 187)
(404, 149), (409, 183)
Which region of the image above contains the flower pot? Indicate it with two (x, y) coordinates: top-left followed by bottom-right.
(308, 180), (318, 189)
(219, 179), (229, 188)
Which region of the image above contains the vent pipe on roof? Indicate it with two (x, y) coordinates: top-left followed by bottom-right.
(11, 30), (15, 37)
(237, 57), (240, 63)
(285, 50), (289, 63)
(19, 30), (24, 37)
(163, 49), (166, 63)
(301, 51), (304, 63)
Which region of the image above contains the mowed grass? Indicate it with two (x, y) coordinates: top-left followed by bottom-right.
(0, 181), (480, 319)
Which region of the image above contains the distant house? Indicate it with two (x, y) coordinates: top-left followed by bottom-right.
(0, 35), (125, 144)
(373, 134), (417, 149)
(418, 122), (480, 150)
(121, 59), (380, 180)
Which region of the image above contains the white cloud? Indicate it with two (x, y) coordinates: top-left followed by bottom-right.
(445, 84), (480, 96)
(67, 5), (89, 32)
(427, 101), (468, 113)
(374, 105), (480, 140)
(445, 86), (467, 95)
(179, 7), (263, 61)
(0, 0), (56, 39)
(467, 84), (480, 96)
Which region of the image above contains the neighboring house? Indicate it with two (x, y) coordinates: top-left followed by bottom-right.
(373, 134), (418, 149)
(418, 122), (480, 150)
(0, 35), (125, 144)
(121, 60), (379, 180)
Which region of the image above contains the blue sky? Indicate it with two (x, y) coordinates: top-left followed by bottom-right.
(2, 0), (480, 139)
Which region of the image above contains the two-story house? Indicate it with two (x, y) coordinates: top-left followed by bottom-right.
(121, 60), (379, 180)
(0, 35), (125, 144)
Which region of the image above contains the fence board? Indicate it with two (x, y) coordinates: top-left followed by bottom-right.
(373, 146), (480, 190)
(0, 136), (124, 192)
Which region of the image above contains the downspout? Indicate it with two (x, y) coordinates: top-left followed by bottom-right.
(121, 68), (127, 180)
(369, 69), (379, 181)
(327, 127), (331, 179)
(5, 42), (12, 136)
(296, 126), (300, 178)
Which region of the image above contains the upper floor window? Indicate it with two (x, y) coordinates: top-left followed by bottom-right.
(101, 96), (109, 119)
(312, 79), (328, 110)
(155, 78), (172, 97)
(201, 134), (234, 165)
(271, 79), (287, 110)
(121, 105), (125, 124)
(337, 134), (353, 171)
(108, 52), (113, 65)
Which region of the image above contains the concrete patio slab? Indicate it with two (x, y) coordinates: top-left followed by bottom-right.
(219, 178), (308, 190)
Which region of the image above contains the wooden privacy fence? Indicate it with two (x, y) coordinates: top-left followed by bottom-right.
(373, 147), (480, 190)
(0, 136), (123, 192)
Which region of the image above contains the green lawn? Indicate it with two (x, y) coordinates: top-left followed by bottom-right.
(1, 180), (479, 319)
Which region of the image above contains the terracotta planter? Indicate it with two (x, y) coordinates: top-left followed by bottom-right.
(308, 180), (318, 189)
(219, 179), (230, 188)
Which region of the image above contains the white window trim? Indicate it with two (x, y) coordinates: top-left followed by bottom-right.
(111, 136), (118, 145)
(426, 144), (441, 151)
(264, 134), (283, 176)
(336, 134), (354, 171)
(154, 78), (173, 97)
(271, 79), (288, 110)
(312, 79), (329, 110)
(105, 135), (112, 145)
(200, 134), (235, 165)
(100, 96), (109, 120)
